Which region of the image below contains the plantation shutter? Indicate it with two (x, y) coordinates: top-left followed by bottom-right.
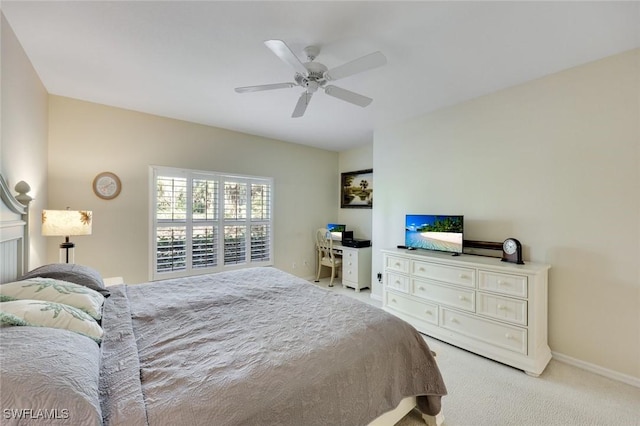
(151, 167), (273, 280)
(250, 182), (271, 261)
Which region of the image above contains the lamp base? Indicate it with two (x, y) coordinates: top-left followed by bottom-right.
(59, 241), (75, 264)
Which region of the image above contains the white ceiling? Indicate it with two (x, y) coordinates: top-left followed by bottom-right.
(2, 1), (639, 152)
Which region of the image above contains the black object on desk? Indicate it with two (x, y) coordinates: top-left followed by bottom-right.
(342, 238), (371, 248)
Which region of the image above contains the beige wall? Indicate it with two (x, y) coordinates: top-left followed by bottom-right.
(0, 13), (48, 268)
(338, 143), (373, 241)
(373, 49), (640, 380)
(47, 96), (338, 284)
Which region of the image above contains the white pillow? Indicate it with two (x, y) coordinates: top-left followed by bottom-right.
(0, 277), (104, 320)
(0, 300), (103, 343)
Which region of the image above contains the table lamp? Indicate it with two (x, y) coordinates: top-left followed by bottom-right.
(42, 209), (92, 263)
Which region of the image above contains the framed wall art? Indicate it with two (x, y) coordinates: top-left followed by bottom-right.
(341, 169), (373, 209)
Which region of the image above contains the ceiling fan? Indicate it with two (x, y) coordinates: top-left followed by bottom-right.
(235, 39), (387, 118)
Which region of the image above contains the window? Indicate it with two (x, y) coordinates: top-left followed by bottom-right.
(151, 166), (273, 280)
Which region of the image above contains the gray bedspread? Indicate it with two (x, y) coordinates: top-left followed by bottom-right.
(99, 267), (446, 426)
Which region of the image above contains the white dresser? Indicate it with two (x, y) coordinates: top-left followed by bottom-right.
(382, 248), (551, 376)
(340, 246), (372, 292)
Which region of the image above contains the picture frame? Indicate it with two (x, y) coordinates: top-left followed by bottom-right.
(341, 169), (373, 209)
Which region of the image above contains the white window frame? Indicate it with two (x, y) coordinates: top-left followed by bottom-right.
(149, 166), (274, 281)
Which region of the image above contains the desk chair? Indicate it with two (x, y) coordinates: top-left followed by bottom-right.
(314, 228), (342, 287)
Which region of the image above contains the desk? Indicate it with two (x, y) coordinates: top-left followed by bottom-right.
(329, 243), (372, 292)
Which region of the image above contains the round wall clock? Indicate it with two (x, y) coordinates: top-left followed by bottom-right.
(501, 238), (524, 265)
(93, 172), (121, 200)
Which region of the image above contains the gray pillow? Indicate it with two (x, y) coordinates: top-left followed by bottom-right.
(20, 264), (110, 297)
(0, 326), (103, 425)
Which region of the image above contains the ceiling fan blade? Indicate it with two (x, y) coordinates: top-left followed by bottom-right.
(235, 83), (296, 93)
(324, 85), (373, 107)
(264, 39), (308, 76)
(324, 51), (387, 81)
(292, 92), (313, 118)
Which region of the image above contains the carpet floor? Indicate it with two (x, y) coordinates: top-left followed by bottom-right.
(396, 335), (640, 425)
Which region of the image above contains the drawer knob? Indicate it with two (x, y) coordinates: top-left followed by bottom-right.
(451, 317), (458, 323)
(458, 295), (466, 301)
(497, 304), (506, 310)
(459, 274), (466, 279)
(395, 262), (401, 267)
(419, 286), (425, 291)
(391, 298), (397, 303)
(505, 333), (512, 340)
(425, 310), (433, 315)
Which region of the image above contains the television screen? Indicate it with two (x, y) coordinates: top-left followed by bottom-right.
(327, 223), (346, 240)
(405, 215), (463, 254)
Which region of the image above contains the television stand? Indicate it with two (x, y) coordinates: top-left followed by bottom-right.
(382, 248), (551, 376)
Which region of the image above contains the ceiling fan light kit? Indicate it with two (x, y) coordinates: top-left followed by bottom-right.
(235, 39), (386, 118)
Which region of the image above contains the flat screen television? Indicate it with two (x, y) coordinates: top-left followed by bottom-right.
(327, 223), (346, 240)
(405, 215), (463, 254)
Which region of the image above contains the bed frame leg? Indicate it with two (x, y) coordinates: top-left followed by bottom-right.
(422, 411), (444, 426)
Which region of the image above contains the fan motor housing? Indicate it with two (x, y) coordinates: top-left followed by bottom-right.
(306, 62), (328, 77)
(296, 62), (328, 87)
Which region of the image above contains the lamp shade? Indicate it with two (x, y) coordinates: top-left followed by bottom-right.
(42, 210), (92, 236)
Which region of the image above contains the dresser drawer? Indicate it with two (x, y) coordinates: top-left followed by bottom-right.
(385, 255), (410, 274)
(411, 261), (475, 288)
(478, 271), (528, 298)
(385, 291), (438, 325)
(385, 272), (409, 293)
(441, 308), (527, 355)
(412, 279), (475, 312)
(342, 248), (359, 265)
(342, 249), (359, 282)
(342, 266), (357, 283)
(477, 292), (528, 326)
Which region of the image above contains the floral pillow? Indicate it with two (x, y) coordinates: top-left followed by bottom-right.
(0, 277), (104, 320)
(0, 300), (103, 343)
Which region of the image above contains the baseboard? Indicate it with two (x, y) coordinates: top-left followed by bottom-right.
(552, 351), (640, 388)
(370, 293), (382, 302)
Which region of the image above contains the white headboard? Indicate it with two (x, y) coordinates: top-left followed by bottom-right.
(0, 174), (32, 283)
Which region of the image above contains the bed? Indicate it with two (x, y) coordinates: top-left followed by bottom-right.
(0, 174), (446, 426)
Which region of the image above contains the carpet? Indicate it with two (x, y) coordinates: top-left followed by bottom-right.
(395, 336), (640, 426)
